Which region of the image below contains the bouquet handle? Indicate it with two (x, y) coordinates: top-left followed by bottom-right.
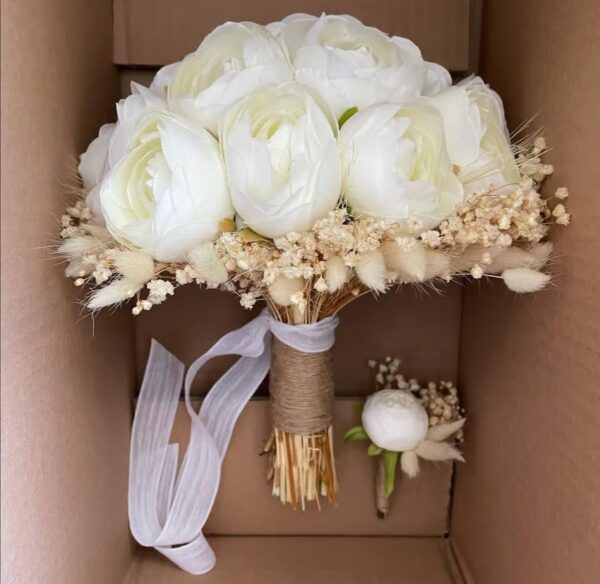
(128, 310), (337, 575)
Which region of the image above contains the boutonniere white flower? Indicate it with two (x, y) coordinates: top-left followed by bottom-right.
(268, 13), (450, 119)
(220, 82), (341, 238)
(339, 103), (464, 232)
(346, 387), (465, 518)
(151, 22), (293, 135)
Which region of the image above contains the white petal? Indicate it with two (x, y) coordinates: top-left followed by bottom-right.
(430, 87), (482, 167)
(78, 123), (115, 189)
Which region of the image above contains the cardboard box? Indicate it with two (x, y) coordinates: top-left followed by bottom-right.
(1, 0), (599, 582)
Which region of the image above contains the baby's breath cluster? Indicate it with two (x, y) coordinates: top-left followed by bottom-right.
(421, 136), (569, 255)
(214, 209), (402, 316)
(429, 179), (551, 251)
(368, 357), (465, 441)
(60, 200), (92, 239)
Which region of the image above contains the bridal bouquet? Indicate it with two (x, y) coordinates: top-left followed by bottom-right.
(58, 13), (569, 574)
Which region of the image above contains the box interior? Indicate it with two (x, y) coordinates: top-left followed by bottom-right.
(2, 0), (599, 583)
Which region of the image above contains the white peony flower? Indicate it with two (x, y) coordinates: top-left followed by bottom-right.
(79, 83), (167, 222)
(151, 21), (293, 135)
(99, 109), (233, 262)
(220, 82), (342, 238)
(362, 390), (429, 451)
(430, 76), (520, 194)
(340, 103), (464, 231)
(268, 13), (451, 119)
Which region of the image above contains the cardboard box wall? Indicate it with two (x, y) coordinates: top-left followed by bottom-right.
(1, 0), (599, 582)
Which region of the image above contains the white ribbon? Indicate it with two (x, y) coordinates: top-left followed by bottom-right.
(128, 309), (338, 574)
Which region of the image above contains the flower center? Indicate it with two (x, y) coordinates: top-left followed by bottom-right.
(382, 391), (416, 409)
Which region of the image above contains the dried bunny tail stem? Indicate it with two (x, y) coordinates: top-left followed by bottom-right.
(314, 278), (370, 320)
(486, 247), (538, 274)
(87, 278), (140, 310)
(355, 249), (387, 291)
(187, 243), (228, 285)
(325, 255), (350, 292)
(426, 418), (466, 442)
(449, 245), (488, 273)
(528, 242), (553, 269)
(382, 239), (427, 282)
(423, 249), (452, 280)
(65, 258), (92, 278)
(450, 244), (545, 275)
(112, 249), (155, 285)
(414, 440), (465, 463)
(400, 451), (420, 478)
(502, 267), (551, 293)
(58, 236), (106, 258)
(268, 276), (305, 307)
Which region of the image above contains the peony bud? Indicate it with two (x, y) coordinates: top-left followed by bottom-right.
(362, 390), (429, 451)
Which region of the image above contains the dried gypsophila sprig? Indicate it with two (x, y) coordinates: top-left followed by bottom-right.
(57, 134), (568, 317)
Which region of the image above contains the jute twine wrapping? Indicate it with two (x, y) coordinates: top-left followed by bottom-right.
(269, 337), (334, 435)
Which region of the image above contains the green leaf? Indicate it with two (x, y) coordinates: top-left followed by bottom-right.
(383, 450), (399, 497)
(338, 106), (358, 128)
(368, 444), (383, 456)
(344, 426), (368, 442)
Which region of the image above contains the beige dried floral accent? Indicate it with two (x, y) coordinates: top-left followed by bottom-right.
(502, 267), (551, 293)
(187, 243), (228, 286)
(88, 278), (140, 310)
(355, 250), (387, 291)
(382, 238), (427, 282)
(268, 277), (305, 307)
(325, 256), (349, 292)
(111, 250), (155, 285)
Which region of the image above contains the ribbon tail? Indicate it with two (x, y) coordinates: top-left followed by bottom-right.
(128, 340), (184, 547)
(128, 313), (273, 575)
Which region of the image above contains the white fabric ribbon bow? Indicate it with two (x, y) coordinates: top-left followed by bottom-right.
(128, 309), (338, 574)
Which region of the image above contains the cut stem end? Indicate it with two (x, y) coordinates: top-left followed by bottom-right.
(264, 426), (338, 510)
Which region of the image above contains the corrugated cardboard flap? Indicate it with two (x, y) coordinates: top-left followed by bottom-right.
(114, 0), (473, 71)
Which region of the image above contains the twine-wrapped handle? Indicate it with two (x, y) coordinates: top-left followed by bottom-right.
(266, 335), (338, 507)
(269, 337), (335, 435)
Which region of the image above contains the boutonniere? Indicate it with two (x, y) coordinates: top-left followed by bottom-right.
(346, 358), (466, 517)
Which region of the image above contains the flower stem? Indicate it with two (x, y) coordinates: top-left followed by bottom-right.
(375, 456), (390, 518)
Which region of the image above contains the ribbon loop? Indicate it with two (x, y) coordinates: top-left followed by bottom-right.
(128, 309), (339, 574)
